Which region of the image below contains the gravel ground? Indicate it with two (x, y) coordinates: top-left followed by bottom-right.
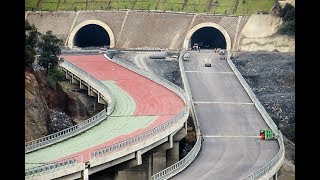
(231, 51), (295, 142)
(231, 51), (295, 164)
(115, 51), (183, 89)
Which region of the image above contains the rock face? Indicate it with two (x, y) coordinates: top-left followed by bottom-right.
(237, 14), (295, 52)
(25, 68), (104, 142)
(25, 70), (50, 141)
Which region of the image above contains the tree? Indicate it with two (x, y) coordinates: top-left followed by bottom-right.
(25, 21), (40, 68)
(25, 45), (36, 67)
(37, 30), (63, 74)
(25, 21), (40, 48)
(275, 3), (295, 36)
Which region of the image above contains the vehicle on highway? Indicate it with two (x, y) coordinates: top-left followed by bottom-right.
(183, 53), (190, 61)
(166, 55), (179, 60)
(150, 55), (166, 59)
(204, 59), (211, 67)
(192, 43), (199, 50)
(220, 55), (226, 60)
(219, 49), (225, 55)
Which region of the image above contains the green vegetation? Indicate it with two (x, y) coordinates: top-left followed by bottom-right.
(37, 30), (63, 75)
(25, 21), (40, 68)
(46, 66), (66, 88)
(25, 20), (65, 87)
(25, 0), (276, 15)
(274, 3), (295, 36)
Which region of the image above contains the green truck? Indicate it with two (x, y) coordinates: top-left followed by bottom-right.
(259, 129), (275, 140)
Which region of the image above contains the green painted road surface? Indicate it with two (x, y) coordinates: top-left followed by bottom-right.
(25, 81), (158, 169)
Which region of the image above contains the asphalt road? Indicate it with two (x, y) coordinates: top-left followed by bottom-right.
(172, 50), (279, 180)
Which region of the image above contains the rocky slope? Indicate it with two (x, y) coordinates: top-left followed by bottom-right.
(25, 69), (50, 141)
(25, 68), (104, 141)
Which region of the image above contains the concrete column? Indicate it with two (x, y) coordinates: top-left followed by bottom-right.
(147, 153), (153, 180)
(273, 172), (277, 180)
(98, 93), (107, 104)
(71, 74), (79, 84)
(115, 153), (153, 180)
(89, 88), (98, 97)
(79, 80), (84, 89)
(166, 142), (179, 167)
(93, 98), (97, 111)
(65, 71), (71, 80)
(87, 86), (91, 96)
(81, 168), (88, 180)
(153, 151), (166, 174)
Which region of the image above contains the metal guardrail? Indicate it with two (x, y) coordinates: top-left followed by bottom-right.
(90, 54), (189, 158)
(91, 107), (189, 158)
(25, 109), (107, 153)
(151, 49), (203, 180)
(246, 132), (285, 180)
(152, 135), (201, 180)
(25, 156), (79, 177)
(107, 54), (187, 104)
(226, 55), (278, 136)
(59, 60), (115, 114)
(154, 50), (284, 180)
(226, 52), (285, 179)
(25, 59), (117, 176)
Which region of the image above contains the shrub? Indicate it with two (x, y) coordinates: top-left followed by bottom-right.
(277, 20), (295, 36)
(48, 67), (65, 82)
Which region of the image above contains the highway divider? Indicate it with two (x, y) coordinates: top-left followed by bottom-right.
(151, 49), (203, 180)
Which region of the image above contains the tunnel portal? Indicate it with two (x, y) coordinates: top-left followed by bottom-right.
(190, 27), (227, 49)
(73, 24), (110, 48)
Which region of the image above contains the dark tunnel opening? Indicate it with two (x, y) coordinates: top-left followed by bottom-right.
(191, 27), (226, 49)
(73, 24), (110, 48)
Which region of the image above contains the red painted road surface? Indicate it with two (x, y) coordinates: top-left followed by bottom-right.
(57, 54), (185, 162)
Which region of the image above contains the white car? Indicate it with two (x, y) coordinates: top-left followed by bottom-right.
(204, 59), (211, 67)
(183, 53), (190, 61)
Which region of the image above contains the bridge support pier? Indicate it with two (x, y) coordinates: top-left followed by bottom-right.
(153, 151), (166, 174)
(65, 71), (71, 80)
(79, 80), (88, 90)
(98, 93), (107, 105)
(71, 74), (79, 84)
(115, 152), (153, 180)
(81, 168), (88, 180)
(273, 172), (278, 180)
(166, 141), (179, 167)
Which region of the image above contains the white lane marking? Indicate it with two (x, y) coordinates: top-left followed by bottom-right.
(194, 101), (254, 105)
(185, 71), (234, 74)
(203, 135), (260, 138)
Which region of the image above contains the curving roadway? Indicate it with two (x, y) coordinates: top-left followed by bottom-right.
(25, 54), (185, 173)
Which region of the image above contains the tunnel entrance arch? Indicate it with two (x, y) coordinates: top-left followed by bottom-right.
(183, 23), (231, 51)
(67, 20), (115, 49)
